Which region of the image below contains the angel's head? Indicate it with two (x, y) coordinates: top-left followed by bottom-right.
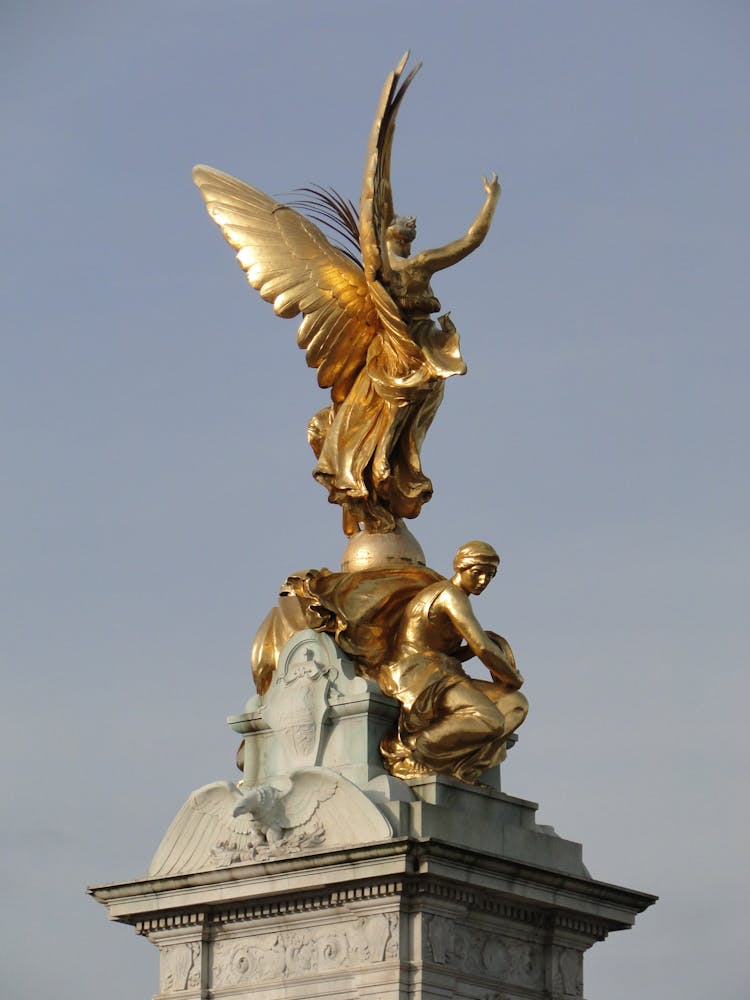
(387, 215), (417, 254)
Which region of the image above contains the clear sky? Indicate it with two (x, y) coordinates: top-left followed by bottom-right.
(2, 2), (748, 997)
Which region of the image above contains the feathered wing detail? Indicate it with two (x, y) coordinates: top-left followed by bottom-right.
(147, 772), (393, 877)
(147, 781), (258, 877)
(193, 165), (380, 405)
(277, 769), (339, 828)
(359, 51), (421, 285)
(281, 768), (393, 843)
(356, 55), (426, 371)
(286, 185), (361, 264)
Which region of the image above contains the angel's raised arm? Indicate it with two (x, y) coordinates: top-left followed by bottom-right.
(409, 173), (501, 275)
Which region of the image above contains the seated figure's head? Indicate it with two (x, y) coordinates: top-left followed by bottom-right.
(453, 540), (500, 595)
(386, 215), (417, 253)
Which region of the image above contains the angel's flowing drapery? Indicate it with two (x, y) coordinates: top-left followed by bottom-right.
(309, 314), (465, 531)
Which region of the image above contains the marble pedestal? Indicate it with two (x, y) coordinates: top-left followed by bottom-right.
(90, 631), (655, 998)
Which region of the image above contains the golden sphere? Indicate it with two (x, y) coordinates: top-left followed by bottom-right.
(340, 523), (426, 573)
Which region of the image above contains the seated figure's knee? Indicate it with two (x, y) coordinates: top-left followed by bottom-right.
(445, 680), (507, 732)
(502, 690), (529, 731)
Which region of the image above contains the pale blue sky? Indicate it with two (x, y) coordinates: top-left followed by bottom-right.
(2, 2), (748, 997)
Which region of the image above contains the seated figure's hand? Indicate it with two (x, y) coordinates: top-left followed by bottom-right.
(485, 630), (524, 688)
(489, 664), (525, 690)
(510, 667), (525, 688)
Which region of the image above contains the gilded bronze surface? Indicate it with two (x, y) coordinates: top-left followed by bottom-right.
(195, 55), (526, 784)
(193, 53), (499, 536)
(252, 542), (526, 784)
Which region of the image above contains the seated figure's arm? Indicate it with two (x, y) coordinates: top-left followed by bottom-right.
(408, 174), (500, 274)
(440, 587), (524, 688)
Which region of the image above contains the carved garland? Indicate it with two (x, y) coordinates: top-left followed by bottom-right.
(211, 912), (399, 988)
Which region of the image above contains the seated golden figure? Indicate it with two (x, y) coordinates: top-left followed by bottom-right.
(378, 541), (528, 783)
(251, 540), (528, 785)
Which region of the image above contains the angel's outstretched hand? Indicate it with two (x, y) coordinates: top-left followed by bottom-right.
(482, 173), (501, 199)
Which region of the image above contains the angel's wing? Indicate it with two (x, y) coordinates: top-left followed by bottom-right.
(359, 52), (421, 284)
(193, 165), (380, 405)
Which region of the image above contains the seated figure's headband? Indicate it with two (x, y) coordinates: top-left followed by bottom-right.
(453, 540), (500, 572)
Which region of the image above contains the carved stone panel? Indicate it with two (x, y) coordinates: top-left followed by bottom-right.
(232, 629), (385, 788)
(211, 912), (398, 990)
(261, 632), (334, 770)
(159, 941), (201, 994)
(424, 913), (544, 993)
(553, 946), (584, 998)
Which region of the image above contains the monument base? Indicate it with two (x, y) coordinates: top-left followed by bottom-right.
(90, 798), (654, 999)
(90, 632), (655, 996)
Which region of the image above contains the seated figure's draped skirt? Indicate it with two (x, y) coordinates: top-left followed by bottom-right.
(251, 567), (443, 695)
(310, 317), (466, 531)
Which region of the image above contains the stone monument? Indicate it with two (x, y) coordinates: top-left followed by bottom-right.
(90, 53), (655, 998)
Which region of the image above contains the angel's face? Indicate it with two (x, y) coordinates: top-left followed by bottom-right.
(387, 217), (417, 256)
(388, 232), (414, 257)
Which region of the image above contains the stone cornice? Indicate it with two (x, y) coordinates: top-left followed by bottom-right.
(88, 835), (656, 938)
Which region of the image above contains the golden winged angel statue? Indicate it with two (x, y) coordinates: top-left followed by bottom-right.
(193, 53), (500, 536)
